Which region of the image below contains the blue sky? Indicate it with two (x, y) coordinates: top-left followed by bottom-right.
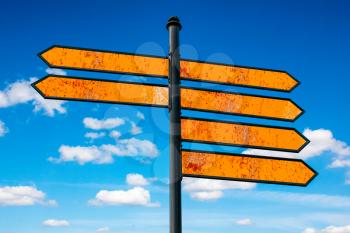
(1, 0), (350, 233)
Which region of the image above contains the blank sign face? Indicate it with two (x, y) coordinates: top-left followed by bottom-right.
(181, 118), (309, 152)
(182, 150), (317, 186)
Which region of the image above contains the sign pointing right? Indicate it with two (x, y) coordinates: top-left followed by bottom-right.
(181, 117), (309, 152)
(182, 150), (317, 186)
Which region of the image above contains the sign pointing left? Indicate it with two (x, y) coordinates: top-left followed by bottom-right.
(33, 76), (168, 107)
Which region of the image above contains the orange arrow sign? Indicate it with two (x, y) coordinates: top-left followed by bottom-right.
(33, 76), (303, 121)
(182, 87), (303, 121)
(39, 46), (298, 92)
(32, 76), (168, 107)
(182, 150), (317, 186)
(181, 117), (309, 152)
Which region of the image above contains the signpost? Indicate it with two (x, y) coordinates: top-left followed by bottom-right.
(167, 16), (182, 233)
(33, 16), (317, 233)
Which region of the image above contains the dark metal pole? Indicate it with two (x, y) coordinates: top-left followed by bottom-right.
(167, 16), (182, 233)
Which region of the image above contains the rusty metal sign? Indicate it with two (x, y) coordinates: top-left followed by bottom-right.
(33, 76), (168, 107)
(40, 46), (298, 92)
(181, 117), (309, 152)
(181, 87), (303, 121)
(33, 75), (302, 121)
(182, 150), (317, 186)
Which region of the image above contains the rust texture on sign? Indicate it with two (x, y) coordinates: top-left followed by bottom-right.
(33, 76), (168, 106)
(40, 46), (168, 77)
(181, 88), (302, 121)
(182, 150), (317, 186)
(180, 60), (298, 92)
(181, 118), (309, 152)
(33, 76), (302, 121)
(40, 46), (298, 92)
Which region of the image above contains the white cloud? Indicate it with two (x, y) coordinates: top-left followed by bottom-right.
(89, 187), (159, 207)
(85, 132), (106, 140)
(136, 111), (145, 120)
(126, 174), (149, 186)
(235, 218), (252, 225)
(0, 186), (56, 206)
(303, 228), (317, 233)
(96, 227), (110, 232)
(45, 68), (67, 76)
(109, 130), (121, 139)
(243, 128), (350, 160)
(83, 117), (125, 130)
(0, 120), (8, 137)
(190, 190), (223, 201)
(322, 225), (350, 233)
(43, 219), (70, 227)
(302, 225), (350, 233)
(50, 138), (159, 165)
(49, 145), (113, 165)
(329, 160), (350, 168)
(102, 138), (159, 158)
(130, 121), (142, 135)
(0, 78), (66, 116)
(182, 177), (256, 201)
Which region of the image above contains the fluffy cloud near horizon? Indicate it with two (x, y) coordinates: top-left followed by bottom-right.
(88, 187), (159, 207)
(83, 117), (125, 130)
(0, 78), (66, 116)
(235, 218), (252, 225)
(0, 120), (8, 137)
(303, 228), (317, 233)
(96, 227), (110, 232)
(183, 177), (256, 201)
(303, 225), (350, 233)
(43, 219), (70, 227)
(89, 174), (159, 207)
(49, 137), (159, 165)
(0, 186), (57, 206)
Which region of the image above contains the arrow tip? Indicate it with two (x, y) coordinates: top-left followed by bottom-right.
(38, 45), (64, 67)
(291, 128), (310, 153)
(287, 100), (304, 121)
(284, 71), (300, 92)
(302, 161), (318, 186)
(31, 76), (49, 98)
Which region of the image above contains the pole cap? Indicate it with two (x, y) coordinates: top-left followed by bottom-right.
(167, 16), (182, 30)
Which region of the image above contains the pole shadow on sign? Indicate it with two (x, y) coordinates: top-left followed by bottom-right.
(32, 16), (317, 233)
